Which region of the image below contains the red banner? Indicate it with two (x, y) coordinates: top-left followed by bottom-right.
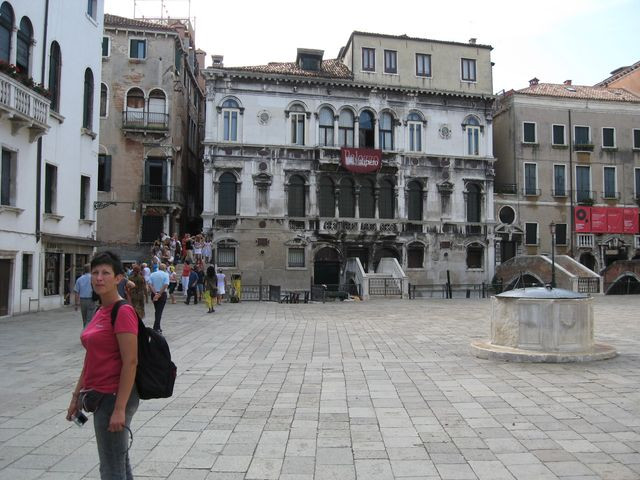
(573, 206), (639, 234)
(340, 148), (382, 173)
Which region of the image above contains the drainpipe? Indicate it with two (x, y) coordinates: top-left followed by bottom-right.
(568, 110), (574, 256)
(36, 0), (50, 243)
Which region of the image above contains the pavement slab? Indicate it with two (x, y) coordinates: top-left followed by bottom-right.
(1, 296), (640, 479)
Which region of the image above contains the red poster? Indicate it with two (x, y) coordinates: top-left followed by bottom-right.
(574, 206), (591, 233)
(624, 208), (639, 234)
(591, 207), (607, 233)
(607, 207), (624, 233)
(340, 148), (382, 173)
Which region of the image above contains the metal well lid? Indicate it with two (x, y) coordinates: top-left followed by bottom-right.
(496, 287), (588, 299)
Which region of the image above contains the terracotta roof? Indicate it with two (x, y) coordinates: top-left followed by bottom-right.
(104, 14), (176, 32)
(515, 83), (640, 103)
(230, 59), (352, 80)
(595, 60), (640, 87)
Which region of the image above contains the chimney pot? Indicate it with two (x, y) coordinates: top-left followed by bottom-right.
(211, 54), (224, 67)
(564, 79), (572, 86)
(469, 38), (477, 44)
(529, 77), (539, 87)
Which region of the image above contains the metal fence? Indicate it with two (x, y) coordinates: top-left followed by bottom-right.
(409, 283), (496, 299)
(369, 278), (403, 297)
(577, 277), (600, 294)
(311, 284), (360, 302)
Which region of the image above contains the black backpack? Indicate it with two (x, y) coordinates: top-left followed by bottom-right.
(110, 300), (177, 400)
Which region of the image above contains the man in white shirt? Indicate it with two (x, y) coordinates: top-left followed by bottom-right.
(142, 262), (151, 303)
(148, 263), (170, 333)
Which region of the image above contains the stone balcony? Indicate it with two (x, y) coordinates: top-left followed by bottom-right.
(0, 72), (50, 142)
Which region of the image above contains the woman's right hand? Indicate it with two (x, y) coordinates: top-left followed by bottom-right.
(66, 397), (78, 421)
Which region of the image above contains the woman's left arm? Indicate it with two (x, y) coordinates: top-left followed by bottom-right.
(108, 332), (137, 432)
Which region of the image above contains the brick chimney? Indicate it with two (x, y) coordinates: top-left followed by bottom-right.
(211, 55), (224, 67)
(529, 77), (539, 87)
(564, 79), (572, 86)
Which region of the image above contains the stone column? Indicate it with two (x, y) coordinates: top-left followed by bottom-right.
(309, 171), (317, 217)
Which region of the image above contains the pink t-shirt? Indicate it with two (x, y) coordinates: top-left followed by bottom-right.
(80, 303), (138, 394)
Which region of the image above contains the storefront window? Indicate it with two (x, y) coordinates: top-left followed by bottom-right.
(44, 253), (61, 296)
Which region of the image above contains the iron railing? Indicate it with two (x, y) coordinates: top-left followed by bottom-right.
(122, 111), (169, 130)
(409, 282), (495, 299)
(577, 277), (600, 294)
(311, 283), (360, 302)
(368, 278), (403, 296)
(140, 185), (183, 203)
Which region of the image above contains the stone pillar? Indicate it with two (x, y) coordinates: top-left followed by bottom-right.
(354, 184), (360, 219)
(354, 117), (360, 147)
(309, 171), (317, 217)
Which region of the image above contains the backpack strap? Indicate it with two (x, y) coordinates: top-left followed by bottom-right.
(110, 299), (129, 327)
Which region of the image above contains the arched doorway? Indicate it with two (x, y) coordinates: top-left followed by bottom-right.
(606, 275), (640, 295)
(313, 247), (341, 286)
(579, 252), (596, 271)
(373, 246), (400, 271)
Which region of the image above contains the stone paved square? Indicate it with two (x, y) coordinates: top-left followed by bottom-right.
(1, 295), (639, 479)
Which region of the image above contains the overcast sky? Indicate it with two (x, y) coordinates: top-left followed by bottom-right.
(105, 0), (639, 93)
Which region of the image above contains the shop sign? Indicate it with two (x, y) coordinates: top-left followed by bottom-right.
(340, 148), (381, 173)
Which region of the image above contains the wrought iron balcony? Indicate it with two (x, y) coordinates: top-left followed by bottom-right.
(0, 71), (50, 142)
(494, 184), (518, 195)
(122, 111), (169, 131)
(140, 184), (183, 204)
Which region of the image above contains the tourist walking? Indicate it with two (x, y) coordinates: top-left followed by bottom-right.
(204, 266), (218, 313)
(184, 266), (199, 305)
(148, 263), (170, 333)
(181, 261), (191, 296)
(216, 269), (226, 305)
(74, 263), (95, 328)
(66, 251), (139, 480)
(168, 265), (178, 304)
(202, 237), (212, 264)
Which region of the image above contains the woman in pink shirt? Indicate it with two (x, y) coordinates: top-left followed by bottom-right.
(66, 251), (139, 479)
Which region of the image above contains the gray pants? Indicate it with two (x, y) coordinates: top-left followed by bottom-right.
(93, 388), (139, 480)
(80, 298), (96, 327)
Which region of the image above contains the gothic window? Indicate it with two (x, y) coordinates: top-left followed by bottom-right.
(318, 107), (334, 146)
(82, 68), (94, 130)
(0, 2), (13, 63)
(290, 104), (306, 145)
(338, 109), (355, 147)
(407, 180), (423, 221)
(407, 112), (423, 152)
(99, 83), (108, 117)
(359, 110), (375, 148)
(359, 179), (375, 218)
(218, 172), (237, 216)
(463, 115), (481, 156)
(222, 98), (240, 142)
(378, 179), (394, 219)
(318, 176), (335, 217)
(288, 175), (306, 217)
(16, 16), (33, 74)
(339, 177), (355, 218)
(148, 89), (166, 126)
(48, 41), (62, 112)
(379, 112), (394, 150)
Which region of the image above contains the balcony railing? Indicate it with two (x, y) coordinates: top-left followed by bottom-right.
(551, 188), (568, 197)
(602, 191), (620, 200)
(523, 187), (541, 197)
(577, 234), (594, 248)
(575, 190), (596, 204)
(494, 184), (518, 195)
(317, 219), (397, 234)
(0, 71), (50, 141)
(140, 184), (183, 204)
(122, 111), (169, 131)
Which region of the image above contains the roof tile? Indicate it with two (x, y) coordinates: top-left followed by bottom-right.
(229, 59), (352, 80)
(104, 13), (176, 32)
(516, 83), (640, 103)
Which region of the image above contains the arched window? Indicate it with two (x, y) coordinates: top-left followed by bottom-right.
(463, 115), (481, 156)
(407, 180), (423, 221)
(290, 103), (306, 145)
(466, 243), (484, 269)
(338, 109), (354, 147)
(359, 179), (375, 218)
(378, 179), (394, 219)
(125, 87), (145, 124)
(379, 112), (394, 150)
(82, 68), (94, 130)
(222, 98), (240, 142)
(408, 112), (423, 152)
(467, 183), (481, 223)
(48, 41), (62, 112)
(407, 242), (424, 269)
(339, 178), (355, 218)
(99, 83), (108, 117)
(318, 176), (335, 217)
(148, 89), (166, 126)
(288, 175), (306, 217)
(218, 172), (237, 216)
(16, 17), (33, 74)
(318, 107), (334, 147)
(0, 2), (14, 63)
(359, 110), (375, 148)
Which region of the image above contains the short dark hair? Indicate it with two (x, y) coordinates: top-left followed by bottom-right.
(90, 251), (124, 276)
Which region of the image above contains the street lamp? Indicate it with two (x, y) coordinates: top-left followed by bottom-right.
(549, 222), (556, 288)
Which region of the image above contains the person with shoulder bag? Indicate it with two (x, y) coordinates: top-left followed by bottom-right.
(66, 251), (139, 480)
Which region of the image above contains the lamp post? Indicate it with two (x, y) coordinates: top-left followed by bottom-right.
(549, 222), (556, 288)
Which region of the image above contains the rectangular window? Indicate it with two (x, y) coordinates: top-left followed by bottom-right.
(291, 113), (305, 145)
(362, 47), (375, 72)
(223, 110), (238, 141)
(384, 50), (397, 74)
(44, 164), (57, 214)
(525, 223), (538, 245)
(1, 148), (16, 206)
(80, 176), (90, 219)
(288, 248), (305, 268)
(416, 53), (431, 77)
(603, 166), (616, 198)
(576, 165), (591, 202)
(408, 122), (422, 152)
(574, 126), (591, 146)
(44, 253), (60, 296)
(523, 122), (537, 143)
(552, 124), (566, 145)
(461, 58), (476, 81)
(553, 165), (566, 196)
(217, 247), (236, 267)
(634, 129), (640, 149)
(555, 223), (568, 246)
(102, 36), (110, 57)
(22, 253), (32, 289)
(98, 155), (111, 192)
(129, 39), (146, 59)
(602, 127), (616, 148)
(407, 246), (424, 269)
(524, 163), (537, 195)
(467, 126), (479, 155)
(87, 0), (97, 19)
(635, 168), (640, 199)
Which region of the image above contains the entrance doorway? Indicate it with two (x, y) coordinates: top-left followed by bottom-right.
(0, 259), (12, 316)
(604, 248), (627, 268)
(579, 252), (596, 271)
(501, 241), (517, 263)
(313, 247), (341, 286)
